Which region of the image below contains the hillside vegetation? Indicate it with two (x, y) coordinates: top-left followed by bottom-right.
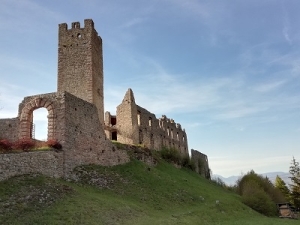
(0, 159), (298, 225)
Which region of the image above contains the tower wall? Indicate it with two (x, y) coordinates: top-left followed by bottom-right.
(57, 19), (104, 125)
(116, 89), (139, 145)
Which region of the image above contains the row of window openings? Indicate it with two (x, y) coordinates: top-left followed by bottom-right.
(137, 113), (162, 128)
(137, 113), (184, 142)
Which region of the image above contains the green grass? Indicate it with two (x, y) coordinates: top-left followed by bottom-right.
(0, 160), (298, 225)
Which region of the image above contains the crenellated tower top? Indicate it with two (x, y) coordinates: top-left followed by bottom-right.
(57, 19), (104, 125)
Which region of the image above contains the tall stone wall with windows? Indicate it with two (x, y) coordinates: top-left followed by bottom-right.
(107, 88), (188, 155)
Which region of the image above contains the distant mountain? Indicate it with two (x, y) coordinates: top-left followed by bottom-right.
(213, 172), (291, 186)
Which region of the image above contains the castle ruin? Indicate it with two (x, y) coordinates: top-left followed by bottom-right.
(0, 19), (209, 181)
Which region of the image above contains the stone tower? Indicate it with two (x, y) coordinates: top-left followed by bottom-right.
(116, 89), (139, 144)
(57, 19), (104, 125)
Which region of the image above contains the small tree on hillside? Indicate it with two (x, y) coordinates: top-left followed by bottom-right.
(289, 157), (300, 209)
(236, 170), (285, 216)
(274, 175), (290, 202)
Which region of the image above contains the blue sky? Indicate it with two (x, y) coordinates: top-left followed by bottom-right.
(1, 0), (300, 177)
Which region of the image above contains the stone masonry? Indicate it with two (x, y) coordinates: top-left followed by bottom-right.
(104, 89), (189, 155)
(0, 19), (209, 181)
(57, 20), (104, 125)
(191, 149), (210, 179)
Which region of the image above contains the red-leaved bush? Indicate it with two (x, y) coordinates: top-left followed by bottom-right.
(46, 139), (62, 150)
(0, 139), (13, 152)
(14, 138), (35, 151)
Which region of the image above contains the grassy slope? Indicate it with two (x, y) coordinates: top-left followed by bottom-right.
(0, 160), (298, 225)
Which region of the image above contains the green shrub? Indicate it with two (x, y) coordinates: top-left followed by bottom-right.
(211, 177), (227, 188)
(236, 170), (285, 217)
(160, 147), (196, 172)
(181, 155), (196, 171)
(160, 147), (181, 164)
(241, 180), (277, 216)
(111, 140), (126, 149)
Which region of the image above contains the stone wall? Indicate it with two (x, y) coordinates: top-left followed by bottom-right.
(57, 19), (104, 125)
(107, 88), (189, 155)
(0, 118), (19, 142)
(115, 89), (139, 145)
(0, 150), (64, 181)
(62, 92), (129, 175)
(191, 149), (210, 179)
(0, 91), (130, 181)
(17, 92), (65, 141)
(0, 19), (207, 182)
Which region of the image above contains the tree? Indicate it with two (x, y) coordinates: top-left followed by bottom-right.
(274, 175), (290, 201)
(289, 157), (300, 209)
(236, 170), (285, 216)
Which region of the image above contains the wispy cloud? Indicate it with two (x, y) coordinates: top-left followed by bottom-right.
(120, 17), (147, 29)
(282, 4), (292, 45)
(0, 0), (64, 32)
(252, 80), (287, 93)
(0, 83), (25, 118)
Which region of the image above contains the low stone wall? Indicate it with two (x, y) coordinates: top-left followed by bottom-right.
(0, 150), (64, 181)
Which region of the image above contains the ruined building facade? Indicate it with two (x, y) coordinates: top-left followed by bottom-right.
(0, 19), (208, 181)
(104, 89), (188, 155)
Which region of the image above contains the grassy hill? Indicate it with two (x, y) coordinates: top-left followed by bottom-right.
(0, 159), (298, 225)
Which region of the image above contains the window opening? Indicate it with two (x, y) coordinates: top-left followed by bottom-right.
(137, 111), (141, 125)
(112, 131), (117, 141)
(139, 129), (143, 144)
(111, 117), (116, 126)
(32, 108), (48, 141)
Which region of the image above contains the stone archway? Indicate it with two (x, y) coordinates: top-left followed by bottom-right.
(19, 97), (55, 140)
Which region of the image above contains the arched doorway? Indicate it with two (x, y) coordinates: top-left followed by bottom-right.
(32, 108), (48, 140)
(19, 97), (55, 140)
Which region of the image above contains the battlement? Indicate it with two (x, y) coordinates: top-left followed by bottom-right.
(57, 19), (104, 125)
(59, 19), (95, 32)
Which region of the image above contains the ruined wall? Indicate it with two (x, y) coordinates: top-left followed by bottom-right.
(0, 118), (19, 142)
(115, 89), (139, 145)
(17, 92), (65, 141)
(62, 92), (129, 175)
(191, 149), (210, 179)
(0, 18), (204, 182)
(0, 150), (64, 181)
(57, 19), (104, 125)
(109, 89), (188, 154)
(0, 91), (129, 180)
